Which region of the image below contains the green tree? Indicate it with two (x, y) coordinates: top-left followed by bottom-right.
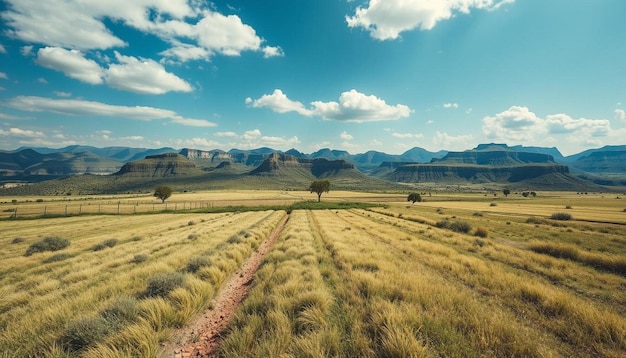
(503, 188), (510, 197)
(154, 186), (173, 203)
(308, 180), (330, 202)
(407, 192), (422, 204)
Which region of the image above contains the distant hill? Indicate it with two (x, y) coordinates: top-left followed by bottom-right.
(474, 143), (564, 162)
(381, 149), (601, 191)
(18, 145), (177, 163)
(115, 153), (203, 177)
(0, 148), (122, 179)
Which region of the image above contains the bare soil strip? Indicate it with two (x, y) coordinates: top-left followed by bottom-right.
(160, 213), (289, 358)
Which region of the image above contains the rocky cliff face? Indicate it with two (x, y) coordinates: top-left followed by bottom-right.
(431, 150), (555, 165)
(115, 153), (200, 177)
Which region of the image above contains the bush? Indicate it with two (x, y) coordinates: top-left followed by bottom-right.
(11, 237), (24, 244)
(92, 243), (107, 251)
(100, 296), (138, 329)
(187, 233), (199, 240)
(43, 253), (72, 263)
(144, 272), (185, 298)
(61, 316), (111, 352)
(188, 220), (196, 226)
(25, 237), (70, 256)
(436, 219), (472, 234)
(565, 205), (572, 209)
(130, 254), (148, 264)
(490, 202), (498, 207)
(474, 227), (489, 238)
(472, 212), (484, 217)
(103, 239), (118, 248)
(186, 256), (211, 273)
(550, 212), (572, 221)
(526, 217), (544, 225)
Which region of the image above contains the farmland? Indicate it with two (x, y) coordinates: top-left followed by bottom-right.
(1, 190), (625, 357)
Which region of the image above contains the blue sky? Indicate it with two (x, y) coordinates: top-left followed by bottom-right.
(0, 0), (625, 156)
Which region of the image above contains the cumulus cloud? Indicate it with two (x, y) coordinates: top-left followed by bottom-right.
(0, 127), (45, 138)
(246, 89), (313, 116)
(0, 43), (6, 53)
(53, 91), (71, 97)
(2, 0), (281, 62)
(35, 47), (192, 94)
(105, 52), (192, 94)
(432, 131), (473, 150)
(443, 102), (458, 109)
(340, 131), (354, 141)
(483, 105), (618, 146)
(615, 109), (626, 122)
(311, 89), (412, 122)
(36, 47), (103, 84)
(0, 72), (7, 80)
(346, 0), (514, 40)
(247, 89), (412, 122)
(262, 46), (284, 58)
(213, 129), (299, 150)
(4, 96), (216, 127)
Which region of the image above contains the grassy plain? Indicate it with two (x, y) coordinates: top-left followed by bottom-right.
(1, 190), (625, 357)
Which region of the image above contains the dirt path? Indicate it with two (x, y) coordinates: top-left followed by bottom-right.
(160, 213), (289, 358)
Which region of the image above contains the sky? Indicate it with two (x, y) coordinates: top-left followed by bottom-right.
(0, 0), (625, 156)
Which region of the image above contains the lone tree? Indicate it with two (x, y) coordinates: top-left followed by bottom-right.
(308, 180), (330, 202)
(407, 192), (422, 204)
(503, 188), (511, 197)
(154, 186), (173, 203)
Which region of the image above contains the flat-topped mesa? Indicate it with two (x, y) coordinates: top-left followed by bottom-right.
(431, 150), (555, 166)
(249, 153), (355, 176)
(115, 153), (200, 177)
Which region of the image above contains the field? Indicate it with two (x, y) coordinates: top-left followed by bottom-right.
(1, 190), (625, 357)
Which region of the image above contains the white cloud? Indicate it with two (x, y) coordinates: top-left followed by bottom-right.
(53, 91), (72, 97)
(248, 89), (412, 122)
(20, 45), (33, 56)
(0, 127), (45, 138)
(346, 0), (514, 40)
(392, 132), (424, 139)
(0, 43), (6, 53)
(262, 46), (284, 58)
(0, 72), (7, 80)
(4, 96), (216, 127)
(311, 89), (412, 122)
(2, 1), (280, 62)
(214, 129), (300, 150)
(38, 78), (48, 84)
(36, 47), (104, 84)
(246, 89), (313, 116)
(443, 102), (458, 109)
(483, 106), (617, 146)
(170, 137), (221, 149)
(35, 47), (192, 94)
(615, 109), (626, 122)
(105, 52), (192, 94)
(214, 131), (238, 138)
(340, 131), (354, 141)
(121, 135), (145, 141)
(432, 131), (473, 150)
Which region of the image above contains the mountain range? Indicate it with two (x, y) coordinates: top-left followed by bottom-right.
(1, 143), (625, 194)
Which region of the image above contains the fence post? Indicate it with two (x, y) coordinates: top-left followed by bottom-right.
(13, 208), (17, 219)
(43, 206), (47, 216)
(79, 204), (82, 215)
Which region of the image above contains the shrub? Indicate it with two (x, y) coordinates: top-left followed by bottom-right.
(565, 205), (573, 209)
(490, 202), (498, 207)
(472, 212), (484, 217)
(36, 198), (44, 202)
(131, 236), (142, 241)
(92, 243), (107, 251)
(474, 227), (489, 238)
(144, 272), (185, 298)
(188, 220), (196, 226)
(436, 219), (472, 234)
(11, 237), (24, 244)
(25, 237), (70, 256)
(100, 296), (138, 329)
(61, 316), (111, 352)
(186, 256), (211, 273)
(526, 217), (544, 225)
(130, 254), (148, 264)
(550, 212), (572, 221)
(187, 233), (199, 240)
(43, 253), (72, 263)
(103, 239), (118, 248)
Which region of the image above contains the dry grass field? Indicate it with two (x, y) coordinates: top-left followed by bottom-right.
(1, 190), (625, 357)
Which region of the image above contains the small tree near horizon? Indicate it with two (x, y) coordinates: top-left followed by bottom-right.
(308, 180), (330, 202)
(154, 186), (173, 203)
(407, 192), (422, 204)
(503, 188), (511, 197)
